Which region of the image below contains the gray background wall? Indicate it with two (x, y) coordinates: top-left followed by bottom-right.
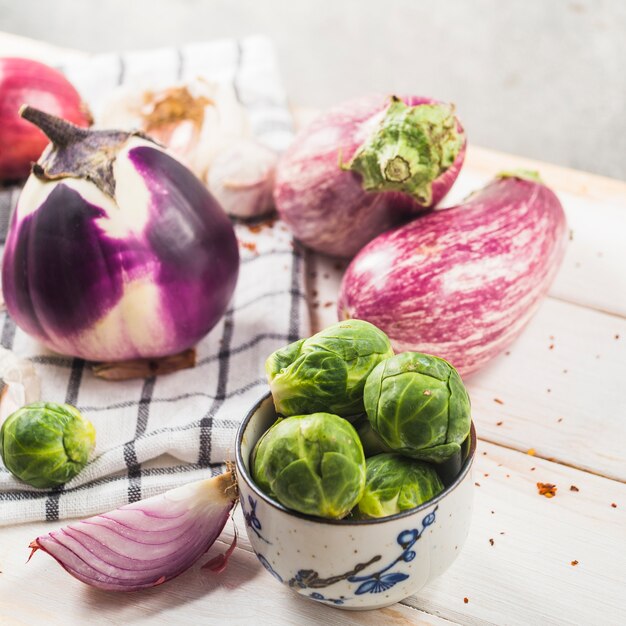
(1, 0), (624, 179)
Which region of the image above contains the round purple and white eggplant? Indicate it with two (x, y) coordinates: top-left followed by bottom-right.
(274, 94), (466, 258)
(338, 171), (568, 376)
(2, 107), (239, 362)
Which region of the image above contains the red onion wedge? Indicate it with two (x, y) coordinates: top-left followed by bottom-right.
(338, 170), (568, 376)
(29, 471), (238, 591)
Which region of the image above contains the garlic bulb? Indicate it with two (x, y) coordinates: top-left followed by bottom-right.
(208, 139), (277, 218)
(99, 79), (250, 182)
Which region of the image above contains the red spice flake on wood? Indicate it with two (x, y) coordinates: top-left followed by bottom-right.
(493, 398), (504, 405)
(483, 473), (489, 477)
(547, 388), (552, 393)
(549, 344), (554, 350)
(463, 597), (469, 604)
(530, 467), (536, 471)
(611, 503), (618, 508)
(489, 538), (494, 546)
(615, 334), (620, 340)
(571, 560), (579, 566)
(557, 417), (563, 423)
(496, 421), (503, 426)
(246, 217), (276, 233)
(239, 241), (258, 253)
(474, 482), (481, 487)
(570, 485), (579, 492)
(333, 262), (344, 271)
(505, 351), (511, 356)
(537, 482), (557, 498)
(323, 301), (333, 308)
(311, 289), (318, 297)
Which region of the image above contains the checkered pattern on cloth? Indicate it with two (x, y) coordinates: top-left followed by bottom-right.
(0, 36), (309, 525)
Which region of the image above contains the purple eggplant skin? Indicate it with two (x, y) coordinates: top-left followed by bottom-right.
(273, 94), (466, 258)
(337, 172), (568, 377)
(2, 145), (239, 362)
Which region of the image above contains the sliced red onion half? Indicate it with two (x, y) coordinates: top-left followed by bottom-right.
(29, 471), (238, 591)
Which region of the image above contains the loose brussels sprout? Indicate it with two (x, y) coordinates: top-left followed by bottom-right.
(0, 402), (95, 488)
(364, 352), (471, 463)
(266, 320), (393, 418)
(251, 412), (366, 519)
(357, 453), (444, 518)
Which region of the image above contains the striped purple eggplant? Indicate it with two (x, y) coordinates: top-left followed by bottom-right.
(2, 107), (239, 362)
(337, 171), (568, 376)
(274, 94), (466, 258)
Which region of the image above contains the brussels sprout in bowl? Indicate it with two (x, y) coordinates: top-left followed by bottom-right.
(235, 392), (476, 611)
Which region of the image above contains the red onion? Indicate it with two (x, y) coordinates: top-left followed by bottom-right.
(0, 58), (91, 181)
(338, 171), (568, 376)
(2, 107), (239, 365)
(274, 94), (466, 258)
(29, 471), (238, 591)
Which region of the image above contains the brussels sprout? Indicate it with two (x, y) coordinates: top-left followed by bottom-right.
(364, 352), (471, 463)
(357, 453), (444, 518)
(0, 402), (95, 488)
(251, 412), (366, 519)
(353, 416), (392, 457)
(266, 320), (393, 418)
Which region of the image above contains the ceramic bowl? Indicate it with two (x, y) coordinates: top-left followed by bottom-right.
(235, 393), (476, 611)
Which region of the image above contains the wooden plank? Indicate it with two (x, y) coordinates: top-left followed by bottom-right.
(401, 440), (626, 626)
(223, 442), (625, 625)
(465, 145), (626, 206)
(466, 298), (626, 481)
(7, 436), (625, 626)
(0, 519), (452, 626)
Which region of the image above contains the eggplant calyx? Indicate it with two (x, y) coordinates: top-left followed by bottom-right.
(341, 97), (463, 206)
(20, 105), (157, 199)
(497, 169), (544, 184)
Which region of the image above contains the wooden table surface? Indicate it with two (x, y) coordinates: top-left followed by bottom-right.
(1, 32), (625, 626)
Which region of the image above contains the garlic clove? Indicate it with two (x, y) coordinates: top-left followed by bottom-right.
(0, 347), (40, 423)
(208, 139), (277, 218)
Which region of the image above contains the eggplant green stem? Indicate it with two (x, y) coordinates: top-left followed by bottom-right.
(497, 169), (544, 184)
(341, 96), (463, 206)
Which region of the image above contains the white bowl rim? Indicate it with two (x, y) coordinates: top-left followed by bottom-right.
(235, 391), (477, 526)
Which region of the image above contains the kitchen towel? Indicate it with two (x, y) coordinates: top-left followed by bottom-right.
(0, 36), (309, 525)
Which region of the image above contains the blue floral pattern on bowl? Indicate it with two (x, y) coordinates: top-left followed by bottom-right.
(251, 496), (438, 605)
(241, 494), (271, 544)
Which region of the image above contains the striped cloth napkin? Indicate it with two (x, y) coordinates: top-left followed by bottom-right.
(0, 36), (309, 525)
